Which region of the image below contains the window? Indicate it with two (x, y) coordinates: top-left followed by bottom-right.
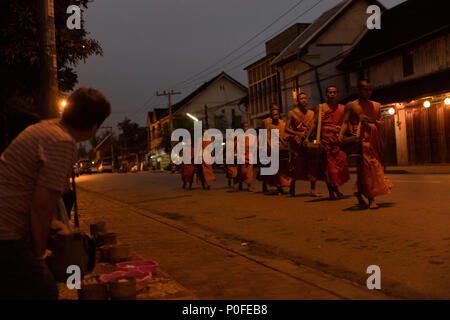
(402, 51), (414, 77)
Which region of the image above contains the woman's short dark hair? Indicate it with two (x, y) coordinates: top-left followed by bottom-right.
(62, 88), (111, 130)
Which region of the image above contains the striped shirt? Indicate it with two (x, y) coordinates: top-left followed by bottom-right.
(0, 120), (77, 240)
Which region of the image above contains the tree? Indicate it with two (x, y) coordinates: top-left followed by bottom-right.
(0, 0), (103, 113)
(117, 118), (147, 155)
(77, 143), (89, 160)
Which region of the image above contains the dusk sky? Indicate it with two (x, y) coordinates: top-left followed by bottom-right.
(75, 0), (407, 130)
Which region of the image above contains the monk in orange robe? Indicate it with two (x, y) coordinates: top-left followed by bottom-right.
(196, 129), (216, 189)
(181, 146), (195, 190)
(339, 79), (393, 209)
(224, 138), (237, 187)
(285, 91), (323, 197)
(233, 122), (255, 191)
(257, 104), (291, 194)
(310, 86), (349, 199)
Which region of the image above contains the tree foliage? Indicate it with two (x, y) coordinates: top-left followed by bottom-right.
(117, 118), (147, 155)
(0, 0), (103, 112)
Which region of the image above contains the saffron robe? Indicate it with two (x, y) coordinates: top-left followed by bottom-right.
(181, 147), (195, 184)
(235, 134), (255, 185)
(196, 140), (216, 185)
(257, 117), (291, 187)
(287, 109), (324, 181)
(350, 100), (393, 198)
(321, 104), (350, 187)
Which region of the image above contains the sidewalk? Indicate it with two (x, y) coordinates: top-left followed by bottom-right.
(57, 206), (197, 300)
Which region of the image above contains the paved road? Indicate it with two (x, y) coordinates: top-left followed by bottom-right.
(76, 169), (450, 299)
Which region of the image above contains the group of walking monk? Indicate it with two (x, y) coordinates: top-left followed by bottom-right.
(181, 79), (393, 209)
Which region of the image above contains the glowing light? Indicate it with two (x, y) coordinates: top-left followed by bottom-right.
(445, 98), (450, 105)
(60, 99), (67, 108)
(186, 113), (199, 122)
(388, 108), (395, 115)
(423, 101), (431, 108)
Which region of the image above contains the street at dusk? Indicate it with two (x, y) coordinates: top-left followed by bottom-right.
(1, 0), (449, 309)
(76, 168), (450, 299)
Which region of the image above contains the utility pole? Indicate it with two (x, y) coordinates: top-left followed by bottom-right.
(156, 90), (181, 133)
(38, 0), (58, 119)
(204, 104), (209, 129)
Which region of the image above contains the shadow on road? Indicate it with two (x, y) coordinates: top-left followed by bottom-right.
(342, 202), (395, 211)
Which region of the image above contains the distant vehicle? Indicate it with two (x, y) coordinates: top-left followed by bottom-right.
(78, 160), (93, 175)
(91, 164), (99, 174)
(99, 160), (113, 173)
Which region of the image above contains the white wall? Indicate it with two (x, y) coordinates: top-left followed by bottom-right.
(177, 76), (248, 129)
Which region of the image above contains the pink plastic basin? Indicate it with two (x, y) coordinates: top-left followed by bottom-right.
(116, 260), (159, 275)
(99, 270), (152, 291)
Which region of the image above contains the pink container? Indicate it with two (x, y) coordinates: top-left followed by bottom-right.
(99, 270), (152, 291)
(116, 260), (159, 275)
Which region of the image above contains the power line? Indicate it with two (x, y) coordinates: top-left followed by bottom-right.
(174, 0), (325, 90)
(167, 0), (309, 90)
(136, 0), (324, 120)
(179, 51), (266, 91)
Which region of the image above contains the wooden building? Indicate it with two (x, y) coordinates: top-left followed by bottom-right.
(339, 0), (450, 165)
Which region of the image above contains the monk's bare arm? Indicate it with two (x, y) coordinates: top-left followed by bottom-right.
(307, 105), (319, 139)
(339, 103), (352, 141)
(284, 111), (300, 137)
(374, 102), (384, 130)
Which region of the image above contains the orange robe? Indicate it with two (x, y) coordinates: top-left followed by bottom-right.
(257, 117), (291, 187)
(288, 109), (324, 181)
(226, 165), (238, 181)
(181, 147), (195, 184)
(235, 135), (253, 185)
(321, 104), (349, 187)
(224, 145), (238, 180)
(196, 140), (216, 185)
(351, 101), (393, 198)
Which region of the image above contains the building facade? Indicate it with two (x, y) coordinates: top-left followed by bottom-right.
(272, 0), (385, 111)
(245, 23), (309, 128)
(339, 0), (450, 165)
(146, 72), (248, 170)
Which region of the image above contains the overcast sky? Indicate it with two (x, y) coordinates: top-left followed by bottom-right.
(75, 0), (407, 130)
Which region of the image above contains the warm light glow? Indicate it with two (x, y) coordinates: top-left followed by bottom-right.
(445, 98), (450, 105)
(423, 101), (431, 108)
(186, 113), (199, 122)
(60, 99), (67, 108)
(388, 107), (395, 115)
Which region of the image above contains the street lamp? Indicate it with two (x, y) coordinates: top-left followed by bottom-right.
(423, 101), (431, 108)
(186, 113), (199, 122)
(59, 98), (68, 115)
(445, 98), (450, 105)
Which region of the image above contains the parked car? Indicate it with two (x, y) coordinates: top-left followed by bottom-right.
(78, 160), (92, 175)
(91, 165), (99, 174)
(99, 160), (113, 173)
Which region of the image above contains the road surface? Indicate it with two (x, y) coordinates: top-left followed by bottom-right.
(75, 168), (450, 299)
